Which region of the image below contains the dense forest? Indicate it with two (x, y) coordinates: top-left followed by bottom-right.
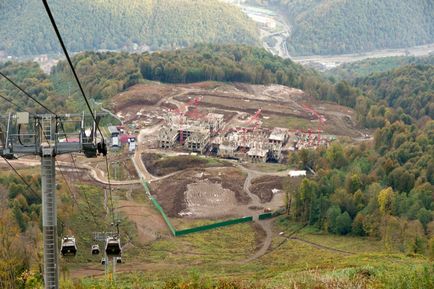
(0, 45), (363, 115)
(286, 62), (433, 255)
(0, 0), (258, 56)
(353, 64), (434, 122)
(249, 0), (434, 55)
(328, 55), (434, 80)
(288, 115), (433, 254)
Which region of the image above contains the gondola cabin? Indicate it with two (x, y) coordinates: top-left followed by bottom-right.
(91, 244), (100, 255)
(60, 236), (77, 257)
(105, 236), (121, 257)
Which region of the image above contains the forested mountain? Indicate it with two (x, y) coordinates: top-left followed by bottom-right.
(287, 63), (434, 252)
(51, 44), (346, 106)
(0, 45), (332, 113)
(249, 0), (434, 55)
(0, 0), (258, 56)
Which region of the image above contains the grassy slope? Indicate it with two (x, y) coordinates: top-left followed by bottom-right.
(77, 215), (432, 288)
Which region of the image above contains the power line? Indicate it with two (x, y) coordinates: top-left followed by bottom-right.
(0, 71), (56, 115)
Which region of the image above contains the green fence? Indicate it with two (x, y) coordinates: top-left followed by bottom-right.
(141, 179), (176, 236)
(258, 209), (286, 220)
(175, 216), (253, 236)
(258, 212), (273, 220)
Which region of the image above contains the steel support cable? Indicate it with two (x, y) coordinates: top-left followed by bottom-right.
(1, 156), (38, 196)
(0, 72), (56, 115)
(0, 94), (81, 217)
(41, 0), (101, 137)
(42, 0), (116, 226)
(104, 156), (116, 225)
(0, 93), (26, 110)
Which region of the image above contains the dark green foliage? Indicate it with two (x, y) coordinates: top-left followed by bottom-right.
(0, 0), (258, 56)
(0, 61), (59, 113)
(335, 211), (352, 235)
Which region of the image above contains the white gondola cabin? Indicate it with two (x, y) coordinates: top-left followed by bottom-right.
(91, 244), (100, 255)
(105, 236), (121, 257)
(60, 236), (77, 257)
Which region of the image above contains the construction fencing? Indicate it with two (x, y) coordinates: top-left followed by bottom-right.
(175, 216), (253, 236)
(141, 179), (176, 236)
(141, 179), (280, 237)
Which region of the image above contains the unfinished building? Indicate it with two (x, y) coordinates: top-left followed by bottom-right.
(158, 127), (178, 149)
(247, 144), (268, 163)
(184, 127), (210, 154)
(156, 101), (334, 163)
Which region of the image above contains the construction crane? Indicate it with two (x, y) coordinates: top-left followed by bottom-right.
(302, 104), (326, 145)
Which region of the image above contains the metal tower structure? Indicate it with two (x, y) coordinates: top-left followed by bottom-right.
(0, 112), (104, 289)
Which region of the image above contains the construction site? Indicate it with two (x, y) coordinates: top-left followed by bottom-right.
(155, 96), (335, 164)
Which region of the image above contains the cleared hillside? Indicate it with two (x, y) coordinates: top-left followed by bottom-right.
(251, 0), (434, 55)
(0, 0), (259, 56)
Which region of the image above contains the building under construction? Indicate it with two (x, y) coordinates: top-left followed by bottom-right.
(157, 108), (334, 163)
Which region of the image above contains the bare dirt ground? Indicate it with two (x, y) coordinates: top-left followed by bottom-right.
(150, 167), (248, 218)
(116, 188), (171, 245)
(112, 81), (361, 138)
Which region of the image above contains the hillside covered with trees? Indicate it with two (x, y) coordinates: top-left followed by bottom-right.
(0, 0), (259, 56)
(287, 63), (433, 255)
(250, 0), (434, 55)
(50, 45), (347, 107)
(0, 44), (367, 117)
(329, 55), (434, 80)
(353, 64), (434, 122)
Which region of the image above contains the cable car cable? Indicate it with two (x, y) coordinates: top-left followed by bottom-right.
(42, 0), (116, 226)
(1, 156), (39, 196)
(0, 71), (57, 115)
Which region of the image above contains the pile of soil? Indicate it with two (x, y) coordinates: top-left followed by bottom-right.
(250, 176), (287, 203)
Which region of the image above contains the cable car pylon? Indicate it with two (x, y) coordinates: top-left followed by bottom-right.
(0, 112), (105, 289)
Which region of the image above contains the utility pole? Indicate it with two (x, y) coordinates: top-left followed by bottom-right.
(0, 112), (104, 289)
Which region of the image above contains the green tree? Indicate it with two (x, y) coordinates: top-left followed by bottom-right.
(335, 211), (352, 235)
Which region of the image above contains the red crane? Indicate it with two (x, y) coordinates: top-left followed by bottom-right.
(302, 104), (326, 145)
